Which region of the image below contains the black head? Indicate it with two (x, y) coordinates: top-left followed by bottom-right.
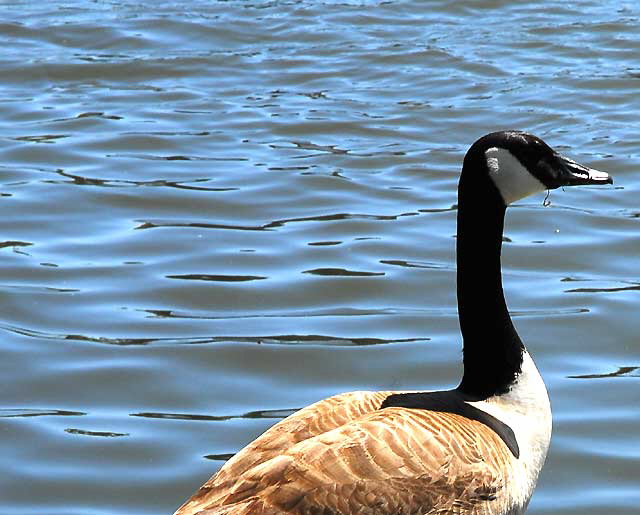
(463, 131), (613, 205)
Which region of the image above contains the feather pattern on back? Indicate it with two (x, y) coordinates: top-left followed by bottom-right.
(174, 391), (520, 515)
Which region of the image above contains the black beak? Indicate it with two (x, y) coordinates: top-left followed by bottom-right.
(549, 154), (613, 188)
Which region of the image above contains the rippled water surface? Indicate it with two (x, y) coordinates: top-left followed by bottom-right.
(1, 1), (639, 514)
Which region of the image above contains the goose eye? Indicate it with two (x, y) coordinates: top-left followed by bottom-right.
(537, 159), (557, 180)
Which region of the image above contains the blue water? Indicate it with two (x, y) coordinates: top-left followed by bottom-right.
(1, 1), (638, 514)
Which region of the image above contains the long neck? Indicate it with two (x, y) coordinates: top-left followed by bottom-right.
(455, 161), (524, 400)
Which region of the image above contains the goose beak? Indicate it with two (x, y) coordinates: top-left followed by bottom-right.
(552, 154), (613, 187)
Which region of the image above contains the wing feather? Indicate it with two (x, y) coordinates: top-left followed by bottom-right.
(175, 391), (390, 514)
(174, 393), (516, 515)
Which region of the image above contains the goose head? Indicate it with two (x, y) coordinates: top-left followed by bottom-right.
(461, 131), (613, 205)
(455, 131), (612, 400)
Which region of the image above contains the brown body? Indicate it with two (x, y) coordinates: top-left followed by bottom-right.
(174, 391), (518, 515)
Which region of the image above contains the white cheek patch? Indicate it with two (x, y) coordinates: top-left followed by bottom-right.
(485, 147), (547, 204)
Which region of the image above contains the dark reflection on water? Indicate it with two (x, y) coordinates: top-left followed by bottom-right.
(566, 284), (640, 293)
(0, 323), (427, 347)
(204, 453), (235, 462)
(166, 274), (267, 282)
(132, 408), (297, 422)
(569, 366), (639, 379)
(108, 154), (250, 162)
(308, 240), (342, 246)
(380, 259), (450, 270)
(143, 307), (440, 321)
(561, 276), (640, 293)
(136, 212), (407, 232)
(0, 409), (86, 418)
(302, 267), (385, 277)
(0, 241), (32, 249)
(1, 1), (638, 515)
(48, 169), (237, 191)
(65, 428), (130, 438)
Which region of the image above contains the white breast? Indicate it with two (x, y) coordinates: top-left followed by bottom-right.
(468, 351), (552, 509)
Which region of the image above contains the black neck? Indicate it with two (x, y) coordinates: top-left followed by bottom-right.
(455, 156), (524, 400)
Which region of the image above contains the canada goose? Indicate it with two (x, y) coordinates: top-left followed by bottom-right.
(173, 131), (612, 515)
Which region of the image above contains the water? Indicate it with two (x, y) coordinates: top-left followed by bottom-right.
(1, 1), (638, 514)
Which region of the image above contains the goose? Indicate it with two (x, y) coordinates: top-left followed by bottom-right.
(173, 131), (612, 515)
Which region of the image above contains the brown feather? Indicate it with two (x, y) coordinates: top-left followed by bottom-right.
(173, 392), (517, 515)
